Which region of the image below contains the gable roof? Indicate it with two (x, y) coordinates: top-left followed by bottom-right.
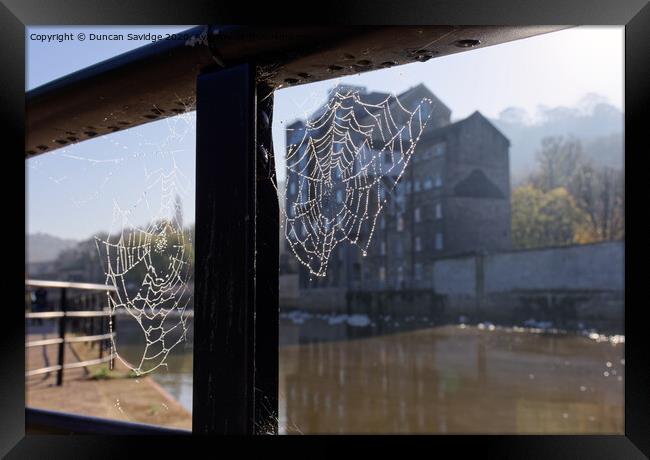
(454, 169), (506, 199)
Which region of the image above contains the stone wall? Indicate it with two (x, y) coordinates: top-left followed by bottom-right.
(286, 241), (624, 332)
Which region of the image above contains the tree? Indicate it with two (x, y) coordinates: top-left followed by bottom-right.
(517, 135), (625, 246)
(512, 185), (590, 249)
(570, 163), (624, 241)
(528, 136), (584, 192)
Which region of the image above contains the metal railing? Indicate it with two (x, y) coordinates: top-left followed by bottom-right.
(23, 24), (568, 434)
(26, 407), (190, 435)
(25, 279), (117, 385)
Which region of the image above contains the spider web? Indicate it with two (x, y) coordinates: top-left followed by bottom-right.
(95, 170), (192, 375)
(87, 100), (196, 376)
(280, 87), (433, 277)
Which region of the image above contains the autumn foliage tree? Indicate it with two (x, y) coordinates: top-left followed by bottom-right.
(512, 136), (624, 249)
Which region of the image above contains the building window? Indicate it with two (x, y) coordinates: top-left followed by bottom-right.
(435, 232), (444, 250)
(380, 241), (386, 255)
(289, 181), (296, 194)
(397, 213), (404, 232)
(380, 216), (386, 229)
(379, 266), (386, 282)
(435, 173), (443, 188)
(384, 151), (391, 164)
(435, 203), (442, 219)
(414, 263), (423, 281)
(395, 240), (403, 257)
(336, 189), (343, 203)
(415, 236), (422, 252)
(414, 207), (421, 223)
(353, 263), (361, 281)
(397, 266), (404, 288)
(405, 180), (411, 194)
(433, 141), (446, 156)
(423, 177), (433, 190)
(414, 179), (421, 192)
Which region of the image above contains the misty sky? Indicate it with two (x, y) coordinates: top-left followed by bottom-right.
(26, 25), (623, 240)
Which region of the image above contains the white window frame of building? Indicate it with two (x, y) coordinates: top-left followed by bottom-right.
(379, 266), (386, 282)
(336, 189), (343, 203)
(414, 263), (423, 281)
(380, 241), (386, 255)
(433, 141), (446, 156)
(435, 232), (444, 250)
(397, 266), (404, 288)
(415, 236), (422, 252)
(435, 172), (443, 188)
(397, 213), (404, 232)
(414, 207), (421, 223)
(435, 203), (442, 219)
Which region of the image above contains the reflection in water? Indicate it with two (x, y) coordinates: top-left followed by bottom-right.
(115, 317), (194, 412)
(114, 316), (624, 434)
(279, 323), (624, 434)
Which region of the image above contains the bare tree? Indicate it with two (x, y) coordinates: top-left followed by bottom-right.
(570, 163), (624, 241)
(529, 136), (584, 192)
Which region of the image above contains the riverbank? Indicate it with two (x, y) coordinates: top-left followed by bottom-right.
(26, 336), (192, 430)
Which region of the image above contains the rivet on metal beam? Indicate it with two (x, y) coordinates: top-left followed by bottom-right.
(454, 39), (481, 48)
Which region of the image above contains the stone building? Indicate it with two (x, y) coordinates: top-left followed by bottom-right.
(284, 84), (511, 292)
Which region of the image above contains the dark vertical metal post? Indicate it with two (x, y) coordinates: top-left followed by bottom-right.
(254, 84), (279, 434)
(109, 291), (116, 369)
(193, 63), (258, 434)
(56, 288), (67, 386)
(99, 305), (104, 360)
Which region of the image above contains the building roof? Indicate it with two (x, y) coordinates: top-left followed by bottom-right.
(285, 84), (510, 150)
(418, 109), (510, 147)
(454, 169), (506, 199)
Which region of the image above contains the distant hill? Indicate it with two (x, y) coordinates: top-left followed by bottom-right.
(27, 233), (79, 263)
(488, 94), (624, 184)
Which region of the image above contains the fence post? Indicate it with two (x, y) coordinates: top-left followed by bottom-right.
(108, 291), (116, 369)
(254, 83), (279, 434)
(193, 63), (258, 434)
(99, 295), (104, 360)
(56, 287), (67, 386)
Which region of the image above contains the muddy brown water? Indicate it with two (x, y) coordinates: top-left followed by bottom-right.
(278, 324), (623, 434)
(27, 318), (624, 434)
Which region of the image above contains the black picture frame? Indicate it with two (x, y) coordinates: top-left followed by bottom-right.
(3, 0), (648, 457)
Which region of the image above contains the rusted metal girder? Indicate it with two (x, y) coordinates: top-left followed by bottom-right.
(25, 25), (566, 157)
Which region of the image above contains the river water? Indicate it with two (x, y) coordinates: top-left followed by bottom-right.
(115, 313), (624, 434)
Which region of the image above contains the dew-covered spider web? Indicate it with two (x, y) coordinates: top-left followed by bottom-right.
(278, 87), (433, 277)
(95, 168), (193, 375)
(92, 104), (195, 376)
(28, 97), (196, 377)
